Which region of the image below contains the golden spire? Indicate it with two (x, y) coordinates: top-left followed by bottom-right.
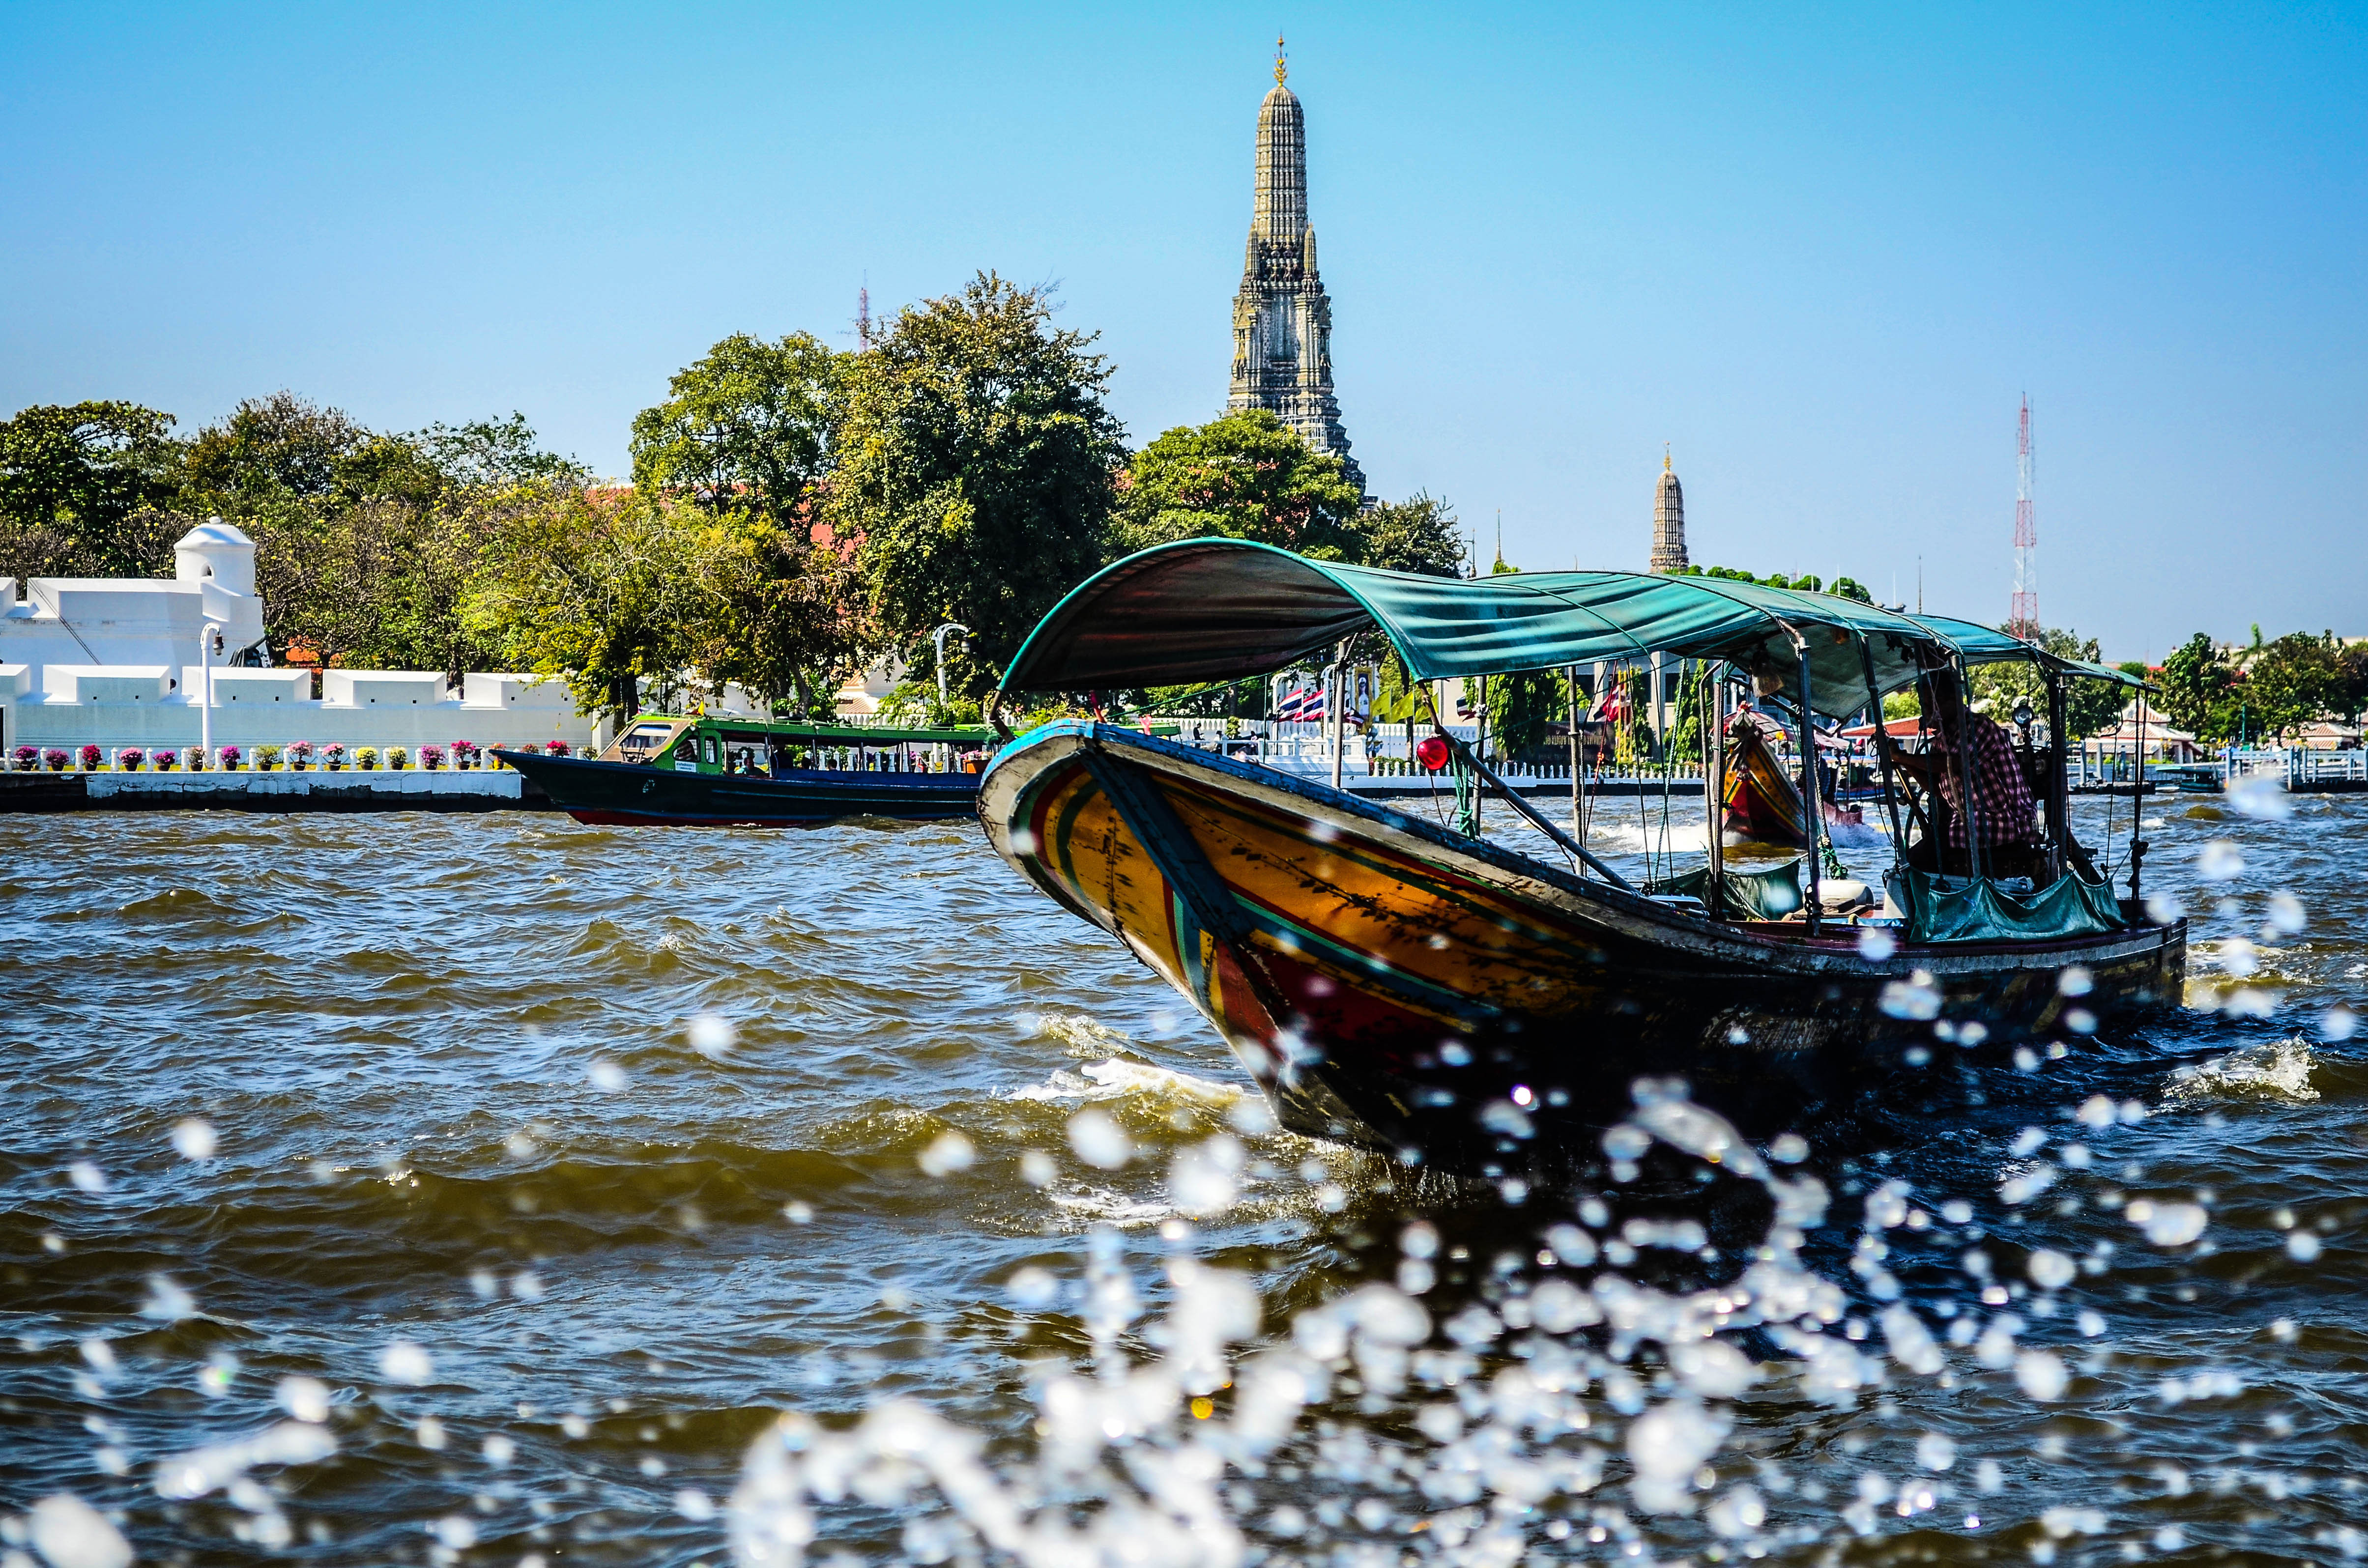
(1274, 35), (1287, 85)
(1664, 443), (1672, 472)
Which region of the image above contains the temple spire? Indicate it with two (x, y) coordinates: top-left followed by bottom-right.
(1650, 451), (1689, 574)
(1230, 46), (1364, 495)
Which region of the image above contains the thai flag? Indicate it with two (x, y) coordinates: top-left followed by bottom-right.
(1275, 686), (1306, 721)
(1298, 685), (1327, 722)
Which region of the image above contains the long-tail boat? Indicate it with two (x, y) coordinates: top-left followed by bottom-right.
(976, 541), (2183, 1170)
(496, 713), (991, 827)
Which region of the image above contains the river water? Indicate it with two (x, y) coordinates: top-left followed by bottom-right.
(2, 789), (2363, 1567)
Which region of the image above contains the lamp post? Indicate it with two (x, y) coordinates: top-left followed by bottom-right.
(931, 623), (972, 717)
(199, 621), (226, 765)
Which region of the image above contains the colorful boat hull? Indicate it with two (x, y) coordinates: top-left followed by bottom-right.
(980, 722), (2184, 1169)
(496, 750), (978, 826)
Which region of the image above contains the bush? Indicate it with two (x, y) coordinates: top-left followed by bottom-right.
(78, 744), (101, 769)
(322, 743), (347, 766)
(218, 745), (242, 769)
(355, 746), (379, 769)
(545, 739), (569, 755)
(421, 743), (445, 769)
(44, 748), (68, 771)
(452, 740), (480, 765)
(10, 745), (33, 770)
(387, 745), (409, 769)
(182, 746), (204, 770)
(117, 747), (145, 770)
(256, 744), (281, 769)
(288, 740), (314, 766)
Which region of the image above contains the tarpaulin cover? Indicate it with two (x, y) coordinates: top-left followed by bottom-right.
(1646, 859), (1807, 921)
(1885, 867), (2127, 944)
(1000, 540), (2144, 720)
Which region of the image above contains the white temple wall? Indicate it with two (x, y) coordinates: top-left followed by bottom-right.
(3, 679), (597, 755)
(0, 518), (601, 757)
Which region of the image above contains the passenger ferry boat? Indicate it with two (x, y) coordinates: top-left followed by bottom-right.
(496, 713), (992, 827)
(976, 540), (2185, 1168)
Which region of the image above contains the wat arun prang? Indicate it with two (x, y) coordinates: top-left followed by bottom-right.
(1227, 41), (1366, 496)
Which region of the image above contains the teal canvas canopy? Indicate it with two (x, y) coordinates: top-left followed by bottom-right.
(1001, 540), (2143, 720)
(1646, 859), (1807, 921)
(1886, 868), (2126, 944)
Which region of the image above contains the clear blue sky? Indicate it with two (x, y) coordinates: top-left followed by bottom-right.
(5, 2), (2361, 658)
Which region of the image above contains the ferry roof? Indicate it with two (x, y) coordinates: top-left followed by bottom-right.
(630, 713), (993, 746)
(1000, 540), (2142, 722)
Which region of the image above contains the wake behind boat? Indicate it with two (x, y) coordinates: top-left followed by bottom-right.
(498, 713), (991, 827)
(976, 540), (2184, 1170)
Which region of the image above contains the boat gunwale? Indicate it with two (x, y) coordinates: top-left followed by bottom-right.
(979, 721), (2183, 980)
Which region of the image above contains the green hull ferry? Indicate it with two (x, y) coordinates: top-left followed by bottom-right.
(495, 713), (993, 827)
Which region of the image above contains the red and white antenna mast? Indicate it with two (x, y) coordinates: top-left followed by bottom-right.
(2008, 395), (2037, 639)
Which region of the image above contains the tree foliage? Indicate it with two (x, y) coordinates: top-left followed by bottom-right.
(1115, 409), (1363, 559)
(630, 333), (842, 525)
(1968, 626), (2127, 740)
(0, 401), (186, 579)
(686, 515), (872, 714)
(830, 273), (1127, 692)
(1356, 491), (1465, 578)
(1683, 564), (1871, 602)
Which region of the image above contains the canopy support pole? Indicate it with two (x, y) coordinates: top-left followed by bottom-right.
(2128, 692), (2148, 901)
(1706, 663), (1726, 913)
(1952, 654), (1985, 883)
(1566, 664), (1585, 858)
(1857, 638), (1908, 873)
(1797, 641), (1822, 934)
(1443, 731), (1634, 891)
(1328, 656), (1344, 792)
(2044, 669), (2072, 879)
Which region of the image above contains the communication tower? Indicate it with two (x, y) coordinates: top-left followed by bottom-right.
(857, 283), (873, 351)
(2008, 396), (2038, 639)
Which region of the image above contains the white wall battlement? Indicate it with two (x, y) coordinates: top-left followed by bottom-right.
(0, 519), (599, 756)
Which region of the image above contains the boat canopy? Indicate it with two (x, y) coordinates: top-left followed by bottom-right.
(1000, 540), (2143, 721)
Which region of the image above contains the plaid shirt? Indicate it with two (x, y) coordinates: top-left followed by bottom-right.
(1930, 713), (2039, 848)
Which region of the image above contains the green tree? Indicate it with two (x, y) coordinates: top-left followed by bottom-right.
(2246, 632), (2345, 739)
(1355, 491), (1464, 577)
(630, 334), (841, 525)
(0, 401), (186, 578)
(831, 273), (1127, 691)
(181, 392), (368, 513)
(465, 488), (709, 724)
(688, 514), (873, 714)
(420, 414), (585, 491)
(1115, 408), (1363, 558)
(1969, 626), (2128, 740)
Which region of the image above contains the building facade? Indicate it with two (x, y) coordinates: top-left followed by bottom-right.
(1649, 453), (1689, 574)
(1228, 45), (1365, 495)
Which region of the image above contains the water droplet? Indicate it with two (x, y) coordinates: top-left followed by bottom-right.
(917, 1130), (976, 1177)
(170, 1118), (218, 1160)
(277, 1377), (330, 1423)
(687, 1013), (736, 1058)
(27, 1493), (132, 1568)
(2197, 839), (2245, 880)
(1066, 1109), (1132, 1169)
(379, 1340), (434, 1386)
